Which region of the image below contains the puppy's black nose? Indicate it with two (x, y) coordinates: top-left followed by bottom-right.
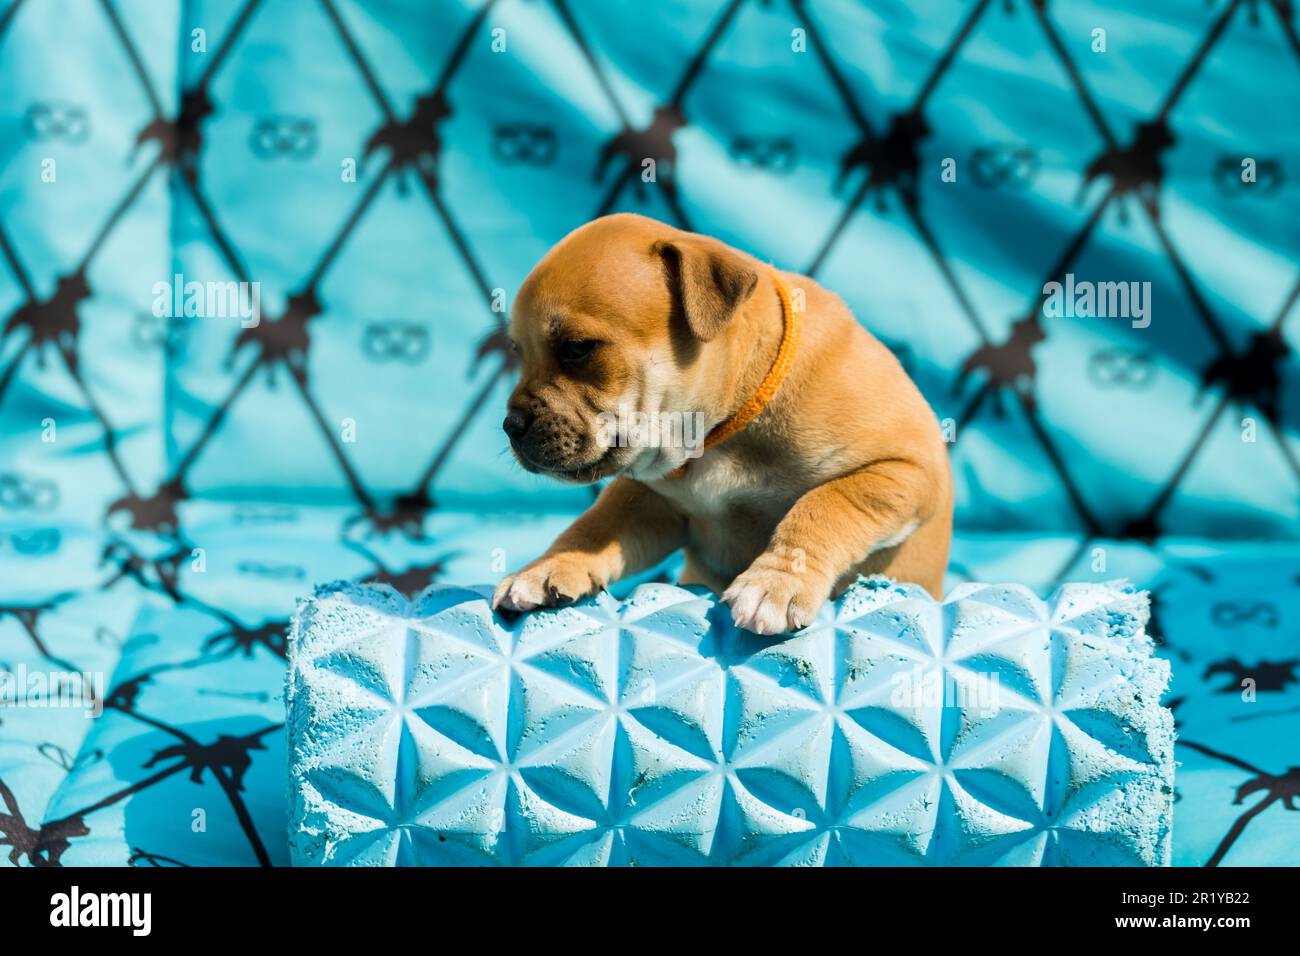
(502, 410), (531, 442)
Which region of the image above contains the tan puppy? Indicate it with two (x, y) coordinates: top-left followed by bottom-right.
(494, 213), (952, 635)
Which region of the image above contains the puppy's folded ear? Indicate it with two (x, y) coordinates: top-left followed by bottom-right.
(653, 237), (758, 341)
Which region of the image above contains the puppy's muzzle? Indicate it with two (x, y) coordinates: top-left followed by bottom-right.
(503, 405), (600, 477)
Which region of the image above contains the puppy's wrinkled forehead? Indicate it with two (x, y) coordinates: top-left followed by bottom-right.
(514, 218), (671, 346)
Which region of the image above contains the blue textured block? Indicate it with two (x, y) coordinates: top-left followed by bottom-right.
(286, 579), (1174, 866)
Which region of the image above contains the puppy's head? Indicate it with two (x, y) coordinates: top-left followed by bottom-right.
(504, 214), (759, 482)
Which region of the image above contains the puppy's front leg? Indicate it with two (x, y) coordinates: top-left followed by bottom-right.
(494, 478), (686, 612)
(723, 460), (938, 635)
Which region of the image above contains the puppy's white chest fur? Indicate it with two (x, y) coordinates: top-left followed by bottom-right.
(678, 450), (758, 514)
(644, 446), (790, 579)
(662, 445), (785, 518)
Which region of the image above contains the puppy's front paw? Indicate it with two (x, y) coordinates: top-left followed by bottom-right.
(722, 557), (830, 637)
(492, 554), (606, 613)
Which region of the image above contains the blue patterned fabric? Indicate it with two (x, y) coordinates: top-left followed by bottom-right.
(0, 0), (1297, 866)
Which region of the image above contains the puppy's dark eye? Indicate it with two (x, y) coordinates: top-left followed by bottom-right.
(556, 339), (599, 369)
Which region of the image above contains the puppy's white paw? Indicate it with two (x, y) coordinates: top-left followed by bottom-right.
(492, 554), (605, 613)
(722, 561), (829, 637)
